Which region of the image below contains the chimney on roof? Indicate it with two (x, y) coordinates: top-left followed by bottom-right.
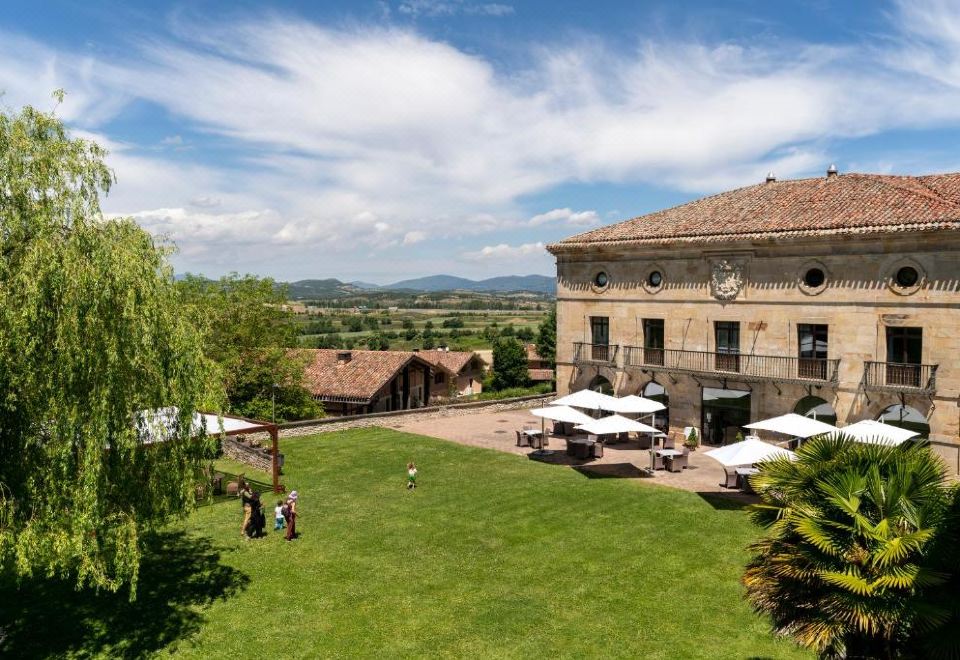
(336, 350), (352, 364)
(826, 164), (838, 178)
(765, 172), (777, 183)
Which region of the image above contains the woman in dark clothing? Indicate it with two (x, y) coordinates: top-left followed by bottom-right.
(246, 491), (266, 538)
(239, 477), (253, 538)
(285, 490), (298, 541)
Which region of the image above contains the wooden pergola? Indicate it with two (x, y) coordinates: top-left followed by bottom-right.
(139, 408), (283, 493)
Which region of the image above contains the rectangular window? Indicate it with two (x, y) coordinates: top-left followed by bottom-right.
(589, 316), (610, 362)
(714, 321), (740, 372)
(798, 324), (828, 380)
(643, 319), (664, 366)
(434, 372), (445, 385)
(885, 326), (923, 387)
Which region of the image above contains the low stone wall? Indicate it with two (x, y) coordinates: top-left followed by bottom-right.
(222, 436), (273, 473)
(277, 392), (555, 438)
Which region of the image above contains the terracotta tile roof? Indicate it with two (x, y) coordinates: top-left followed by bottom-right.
(299, 349), (433, 402)
(548, 173), (960, 252)
(528, 368), (555, 381)
(417, 350), (474, 375)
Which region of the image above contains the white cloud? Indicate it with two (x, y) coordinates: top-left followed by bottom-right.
(397, 1), (514, 18)
(529, 208), (599, 226)
(5, 2), (960, 277)
(465, 241), (546, 260)
(402, 230), (427, 245)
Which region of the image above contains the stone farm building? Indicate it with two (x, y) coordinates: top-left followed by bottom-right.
(417, 349), (485, 397)
(300, 348), (480, 416)
(548, 169), (960, 472)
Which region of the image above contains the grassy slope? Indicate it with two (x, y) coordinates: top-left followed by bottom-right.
(0, 429), (809, 658)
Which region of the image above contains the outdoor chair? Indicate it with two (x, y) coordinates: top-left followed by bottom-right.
(638, 435), (653, 450)
(618, 431), (630, 443)
(553, 421), (566, 436)
(722, 467), (739, 489)
(662, 435), (676, 449)
(652, 451), (664, 470)
(565, 438), (576, 456)
(591, 441), (603, 459)
(664, 448), (689, 473)
(516, 430), (529, 448)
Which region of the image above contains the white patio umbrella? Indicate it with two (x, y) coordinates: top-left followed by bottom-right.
(530, 406), (594, 425)
(551, 389), (619, 412)
(831, 419), (919, 446)
(574, 414), (660, 436)
(604, 395), (666, 415)
(704, 438), (796, 466)
(745, 413), (838, 439)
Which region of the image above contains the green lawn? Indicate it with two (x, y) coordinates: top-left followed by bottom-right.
(0, 429), (809, 658)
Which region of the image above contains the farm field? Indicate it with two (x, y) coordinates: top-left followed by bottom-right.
(295, 308), (549, 352)
(0, 428), (809, 659)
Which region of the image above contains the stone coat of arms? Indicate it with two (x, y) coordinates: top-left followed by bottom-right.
(710, 259), (744, 301)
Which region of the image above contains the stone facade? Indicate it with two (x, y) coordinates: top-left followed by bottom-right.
(552, 231), (960, 473)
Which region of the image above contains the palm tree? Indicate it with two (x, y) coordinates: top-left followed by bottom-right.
(743, 434), (957, 659)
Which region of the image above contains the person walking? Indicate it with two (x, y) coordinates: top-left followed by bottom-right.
(284, 490), (298, 541)
(239, 477), (253, 538)
(407, 462), (418, 490)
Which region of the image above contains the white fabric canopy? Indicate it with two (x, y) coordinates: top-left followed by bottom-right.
(138, 407), (266, 444)
(551, 389), (619, 411)
(574, 414), (660, 436)
(704, 438), (796, 466)
(529, 406), (594, 425)
(832, 419), (919, 446)
(745, 413), (838, 439)
(604, 395), (666, 415)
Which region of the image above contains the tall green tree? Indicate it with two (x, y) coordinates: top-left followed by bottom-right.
(743, 435), (959, 659)
(176, 274), (323, 422)
(0, 97), (217, 594)
(491, 338), (529, 390)
(535, 308), (556, 368)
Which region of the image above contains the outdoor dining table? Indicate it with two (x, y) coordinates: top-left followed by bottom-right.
(735, 467), (760, 492)
(655, 449), (682, 458)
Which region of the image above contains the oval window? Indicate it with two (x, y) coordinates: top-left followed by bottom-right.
(594, 271), (609, 288)
(896, 266), (919, 288)
(803, 268), (825, 288)
(648, 271), (663, 288)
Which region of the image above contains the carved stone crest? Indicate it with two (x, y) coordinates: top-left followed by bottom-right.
(710, 259), (744, 301)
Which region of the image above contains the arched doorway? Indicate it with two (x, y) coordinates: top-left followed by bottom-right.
(793, 395), (837, 426)
(878, 404), (930, 437)
(588, 375), (613, 394)
(642, 381), (669, 434)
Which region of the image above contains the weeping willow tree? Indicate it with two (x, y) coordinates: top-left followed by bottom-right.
(0, 94), (219, 595)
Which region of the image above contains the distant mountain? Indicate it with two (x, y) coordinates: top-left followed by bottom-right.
(285, 279), (364, 299)
(384, 274), (554, 294)
(279, 274), (555, 299)
(386, 275), (476, 291)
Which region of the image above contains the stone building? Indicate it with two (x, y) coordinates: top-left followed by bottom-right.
(547, 170), (960, 473)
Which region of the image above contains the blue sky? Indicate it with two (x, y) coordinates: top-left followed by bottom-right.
(3, 0), (960, 282)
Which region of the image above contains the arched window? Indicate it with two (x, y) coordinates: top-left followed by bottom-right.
(588, 375), (613, 394)
(793, 395), (837, 426)
(878, 404), (929, 437)
(642, 381), (669, 433)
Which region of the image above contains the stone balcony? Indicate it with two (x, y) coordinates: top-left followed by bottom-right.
(572, 342), (620, 367)
(861, 361), (938, 394)
(622, 346), (840, 386)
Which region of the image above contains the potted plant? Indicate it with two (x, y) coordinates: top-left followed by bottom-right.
(683, 427), (700, 451)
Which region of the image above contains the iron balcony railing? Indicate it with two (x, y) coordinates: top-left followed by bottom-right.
(573, 342), (620, 366)
(622, 346), (840, 384)
(862, 361), (938, 393)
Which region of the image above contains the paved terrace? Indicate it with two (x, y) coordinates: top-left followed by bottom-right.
(391, 408), (756, 501)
